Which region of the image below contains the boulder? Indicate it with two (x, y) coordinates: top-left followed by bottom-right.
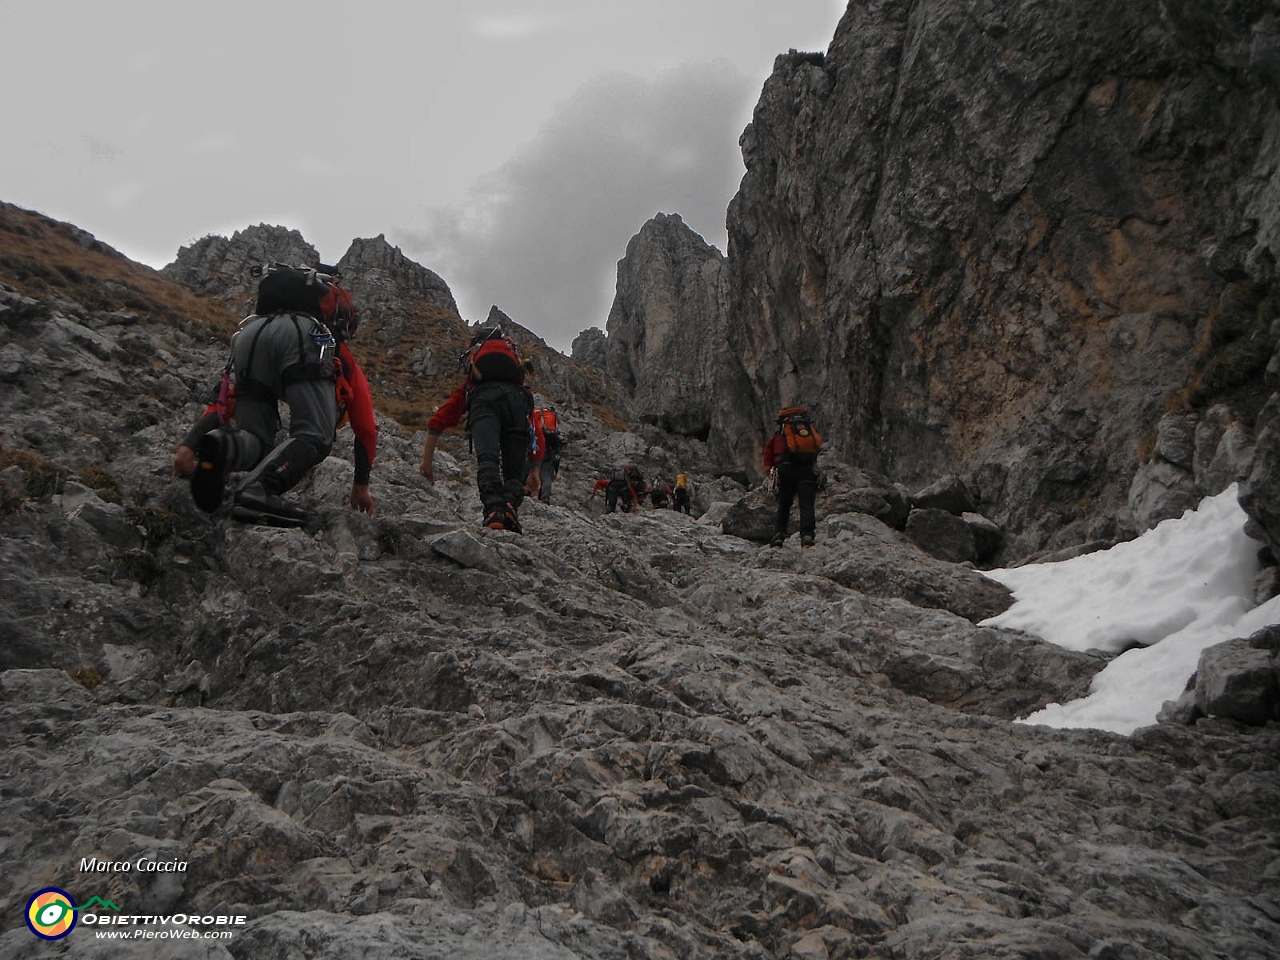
(905, 507), (977, 563)
(1195, 638), (1280, 725)
(910, 476), (977, 516)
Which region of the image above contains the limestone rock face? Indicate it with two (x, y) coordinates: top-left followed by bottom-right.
(166, 227), (463, 347)
(165, 227), (459, 324)
(569, 325), (608, 369)
(1237, 323), (1280, 564)
(1240, 398), (1280, 559)
(338, 234), (459, 317)
(715, 0), (1280, 554)
(584, 213), (745, 442)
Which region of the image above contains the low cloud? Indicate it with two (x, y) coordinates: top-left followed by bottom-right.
(469, 13), (565, 41)
(399, 61), (753, 352)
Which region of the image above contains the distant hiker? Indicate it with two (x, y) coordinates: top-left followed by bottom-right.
(623, 465), (649, 512)
(672, 472), (693, 515)
(594, 464), (644, 513)
(604, 466), (633, 513)
(173, 264), (376, 526)
(763, 405), (823, 548)
(650, 477), (672, 509)
(419, 327), (543, 532)
(532, 406), (563, 503)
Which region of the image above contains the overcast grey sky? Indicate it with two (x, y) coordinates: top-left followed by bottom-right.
(1, 1), (845, 351)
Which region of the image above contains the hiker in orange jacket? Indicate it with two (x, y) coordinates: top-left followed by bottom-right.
(763, 406), (822, 548)
(532, 407), (563, 503)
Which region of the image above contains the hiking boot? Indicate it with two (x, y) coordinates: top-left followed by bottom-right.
(801, 533), (815, 549)
(190, 430), (233, 513)
(482, 504), (522, 533)
(770, 532), (786, 548)
(483, 509), (507, 531)
(503, 505), (522, 534)
(232, 483), (310, 527)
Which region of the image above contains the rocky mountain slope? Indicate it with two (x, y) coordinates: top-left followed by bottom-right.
(162, 223), (630, 433)
(2, 205), (1278, 959)
(582, 0), (1280, 561)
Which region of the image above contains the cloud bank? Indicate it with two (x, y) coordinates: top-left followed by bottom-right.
(399, 62), (754, 352)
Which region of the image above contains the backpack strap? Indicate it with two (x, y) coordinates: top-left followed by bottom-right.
(236, 313), (336, 400)
(235, 314), (276, 401)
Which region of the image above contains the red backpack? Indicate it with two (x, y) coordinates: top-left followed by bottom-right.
(470, 331), (525, 383)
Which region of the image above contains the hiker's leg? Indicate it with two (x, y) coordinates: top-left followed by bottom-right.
(468, 400), (507, 516)
(231, 313), (335, 497)
(538, 460), (554, 502)
(238, 379), (335, 497)
(226, 396), (276, 472)
(499, 420), (530, 510)
(797, 472), (818, 536)
(496, 384), (532, 509)
(775, 467), (798, 536)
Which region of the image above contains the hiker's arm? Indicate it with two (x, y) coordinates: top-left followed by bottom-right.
(419, 431), (441, 484)
(353, 437), (372, 486)
(180, 410), (221, 452)
(525, 464), (541, 497)
(349, 483), (375, 515)
(427, 381), (468, 434)
(343, 350), (378, 466)
(172, 445), (197, 478)
(349, 437), (375, 514)
(173, 409), (222, 477)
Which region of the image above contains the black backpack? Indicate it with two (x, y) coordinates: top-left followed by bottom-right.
(252, 264), (330, 319)
(251, 263), (360, 341)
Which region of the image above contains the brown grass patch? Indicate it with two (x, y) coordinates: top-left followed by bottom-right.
(73, 464), (123, 503)
(0, 447), (68, 500)
(0, 201), (240, 334)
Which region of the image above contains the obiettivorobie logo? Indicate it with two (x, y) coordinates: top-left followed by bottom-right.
(25, 885), (247, 942)
(25, 889), (121, 941)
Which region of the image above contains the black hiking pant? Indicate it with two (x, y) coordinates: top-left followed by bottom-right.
(468, 381), (532, 516)
(605, 480), (635, 513)
(775, 460), (817, 537)
(673, 487), (691, 514)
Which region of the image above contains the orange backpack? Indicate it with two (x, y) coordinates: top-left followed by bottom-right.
(777, 406), (822, 458)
